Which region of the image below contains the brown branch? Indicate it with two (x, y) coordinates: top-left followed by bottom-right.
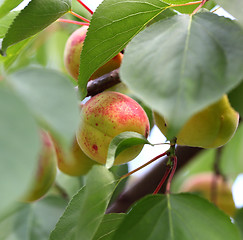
(86, 69), (121, 97)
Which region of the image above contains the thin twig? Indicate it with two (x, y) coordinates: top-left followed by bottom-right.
(166, 156), (178, 194)
(76, 0), (94, 14)
(153, 166), (171, 194)
(120, 151), (168, 181)
(70, 10), (90, 23)
(57, 19), (89, 26)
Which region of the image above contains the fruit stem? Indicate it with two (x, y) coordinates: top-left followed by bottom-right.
(153, 166), (171, 194)
(191, 0), (208, 15)
(120, 151), (168, 181)
(69, 10), (90, 23)
(57, 18), (90, 26)
(76, 0), (94, 15)
(165, 156), (177, 194)
(169, 1), (202, 8)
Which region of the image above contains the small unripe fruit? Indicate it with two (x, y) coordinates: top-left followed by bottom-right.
(64, 26), (123, 80)
(22, 131), (57, 202)
(55, 137), (97, 176)
(180, 173), (236, 216)
(154, 95), (239, 148)
(76, 91), (150, 165)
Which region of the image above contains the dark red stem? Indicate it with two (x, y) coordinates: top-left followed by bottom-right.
(120, 151), (168, 180)
(153, 166), (171, 194)
(166, 156), (177, 194)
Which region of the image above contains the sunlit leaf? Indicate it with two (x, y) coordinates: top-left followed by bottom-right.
(0, 0), (71, 55)
(78, 0), (169, 98)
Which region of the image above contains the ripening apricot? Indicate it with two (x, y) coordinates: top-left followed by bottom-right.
(22, 131), (57, 202)
(154, 95), (239, 148)
(54, 137), (97, 176)
(180, 172), (236, 216)
(64, 26), (123, 80)
(76, 91), (150, 165)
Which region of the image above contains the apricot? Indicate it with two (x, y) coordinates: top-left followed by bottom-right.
(54, 137), (97, 176)
(64, 26), (123, 80)
(22, 131), (57, 202)
(180, 173), (236, 216)
(154, 95), (239, 148)
(76, 91), (150, 165)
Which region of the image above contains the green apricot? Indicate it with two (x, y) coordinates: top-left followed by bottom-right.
(154, 95), (239, 148)
(76, 91), (150, 165)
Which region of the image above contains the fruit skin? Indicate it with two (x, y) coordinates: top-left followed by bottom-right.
(22, 131), (57, 202)
(180, 173), (236, 216)
(64, 26), (123, 80)
(154, 95), (239, 148)
(76, 91), (150, 165)
(55, 137), (97, 176)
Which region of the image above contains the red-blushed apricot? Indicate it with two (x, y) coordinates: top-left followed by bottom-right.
(64, 26), (123, 80)
(180, 172), (236, 216)
(76, 91), (150, 165)
(22, 131), (57, 202)
(54, 137), (98, 176)
(154, 95), (239, 148)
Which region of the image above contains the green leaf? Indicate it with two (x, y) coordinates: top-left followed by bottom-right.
(163, 0), (200, 14)
(228, 80), (243, 117)
(112, 193), (241, 240)
(172, 149), (216, 192)
(0, 38), (33, 70)
(8, 67), (80, 148)
(0, 0), (71, 55)
(0, 196), (67, 240)
(75, 166), (115, 239)
(50, 166), (115, 240)
(78, 0), (169, 99)
(0, 11), (19, 38)
(0, 84), (41, 215)
(93, 213), (125, 240)
(106, 131), (151, 169)
(235, 208), (243, 239)
(220, 123), (243, 181)
(55, 172), (84, 199)
(215, 0), (243, 25)
(49, 187), (86, 240)
(0, 0), (23, 18)
(109, 164), (128, 205)
(120, 12), (243, 138)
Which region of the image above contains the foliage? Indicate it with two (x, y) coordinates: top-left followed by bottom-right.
(0, 0), (243, 239)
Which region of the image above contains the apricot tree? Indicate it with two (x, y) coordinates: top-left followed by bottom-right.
(0, 0), (243, 239)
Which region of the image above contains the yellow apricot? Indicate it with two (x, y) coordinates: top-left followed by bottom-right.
(154, 95), (239, 148)
(55, 137), (97, 176)
(180, 172), (236, 216)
